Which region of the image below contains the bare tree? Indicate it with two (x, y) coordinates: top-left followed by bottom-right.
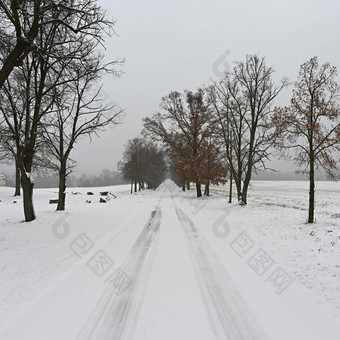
(0, 0), (112, 89)
(118, 138), (166, 192)
(0, 72), (26, 195)
(119, 138), (145, 193)
(42, 55), (122, 211)
(0, 1), (118, 221)
(209, 55), (288, 204)
(0, 65), (56, 196)
(207, 78), (248, 203)
(273, 57), (340, 223)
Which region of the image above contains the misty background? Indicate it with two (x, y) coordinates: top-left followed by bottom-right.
(1, 0), (340, 182)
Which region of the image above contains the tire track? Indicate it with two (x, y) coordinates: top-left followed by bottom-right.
(173, 202), (268, 339)
(77, 208), (162, 340)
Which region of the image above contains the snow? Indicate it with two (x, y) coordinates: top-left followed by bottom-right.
(0, 180), (339, 339)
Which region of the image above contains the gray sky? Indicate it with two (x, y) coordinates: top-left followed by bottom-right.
(1, 0), (340, 176)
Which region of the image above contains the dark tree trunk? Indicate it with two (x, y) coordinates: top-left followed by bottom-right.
(182, 182), (185, 191)
(130, 179), (133, 194)
(241, 177), (250, 205)
(228, 171), (232, 203)
(234, 168), (242, 202)
(241, 165), (252, 205)
(186, 182), (190, 190)
(228, 131), (232, 203)
(21, 171), (35, 222)
(14, 159), (21, 196)
(240, 141), (254, 205)
(134, 180), (137, 193)
(235, 181), (242, 203)
(196, 181), (202, 197)
(57, 163), (66, 211)
(204, 183), (210, 196)
(308, 157), (315, 223)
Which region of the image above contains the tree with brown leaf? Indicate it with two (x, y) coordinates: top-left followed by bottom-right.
(273, 57), (340, 223)
(143, 89), (217, 197)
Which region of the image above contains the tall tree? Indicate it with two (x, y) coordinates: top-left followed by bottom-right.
(0, 1), (118, 221)
(209, 55), (288, 204)
(0, 65), (55, 196)
(143, 90), (216, 197)
(273, 57), (340, 223)
(42, 54), (122, 211)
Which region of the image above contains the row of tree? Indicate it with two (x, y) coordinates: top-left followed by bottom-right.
(118, 138), (167, 192)
(0, 1), (123, 221)
(143, 55), (340, 223)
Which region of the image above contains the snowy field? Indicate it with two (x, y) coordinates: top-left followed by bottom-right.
(0, 180), (339, 339)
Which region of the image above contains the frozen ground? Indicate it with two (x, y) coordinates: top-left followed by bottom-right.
(0, 180), (339, 339)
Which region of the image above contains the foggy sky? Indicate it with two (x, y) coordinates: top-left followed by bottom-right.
(1, 0), (340, 176)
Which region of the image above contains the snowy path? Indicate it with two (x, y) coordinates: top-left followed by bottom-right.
(78, 182), (267, 339)
(1, 180), (340, 339)
(174, 205), (266, 339)
(78, 207), (162, 339)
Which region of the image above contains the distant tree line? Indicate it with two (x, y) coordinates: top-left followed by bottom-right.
(118, 138), (167, 192)
(3, 169), (127, 188)
(143, 55), (340, 223)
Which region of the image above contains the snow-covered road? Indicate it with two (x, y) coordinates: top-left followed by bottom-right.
(79, 182), (267, 339)
(0, 180), (339, 339)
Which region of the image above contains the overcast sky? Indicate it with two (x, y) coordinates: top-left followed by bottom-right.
(1, 0), (340, 176)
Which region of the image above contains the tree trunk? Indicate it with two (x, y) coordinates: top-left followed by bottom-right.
(186, 182), (190, 190)
(14, 159), (21, 196)
(228, 131), (232, 203)
(134, 180), (137, 193)
(21, 171), (35, 222)
(308, 157), (315, 223)
(57, 163), (66, 211)
(182, 182), (185, 191)
(241, 178), (250, 205)
(240, 144), (254, 205)
(130, 179), (133, 194)
(204, 183), (210, 196)
(228, 171), (232, 203)
(196, 181), (202, 197)
(234, 169), (242, 202)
